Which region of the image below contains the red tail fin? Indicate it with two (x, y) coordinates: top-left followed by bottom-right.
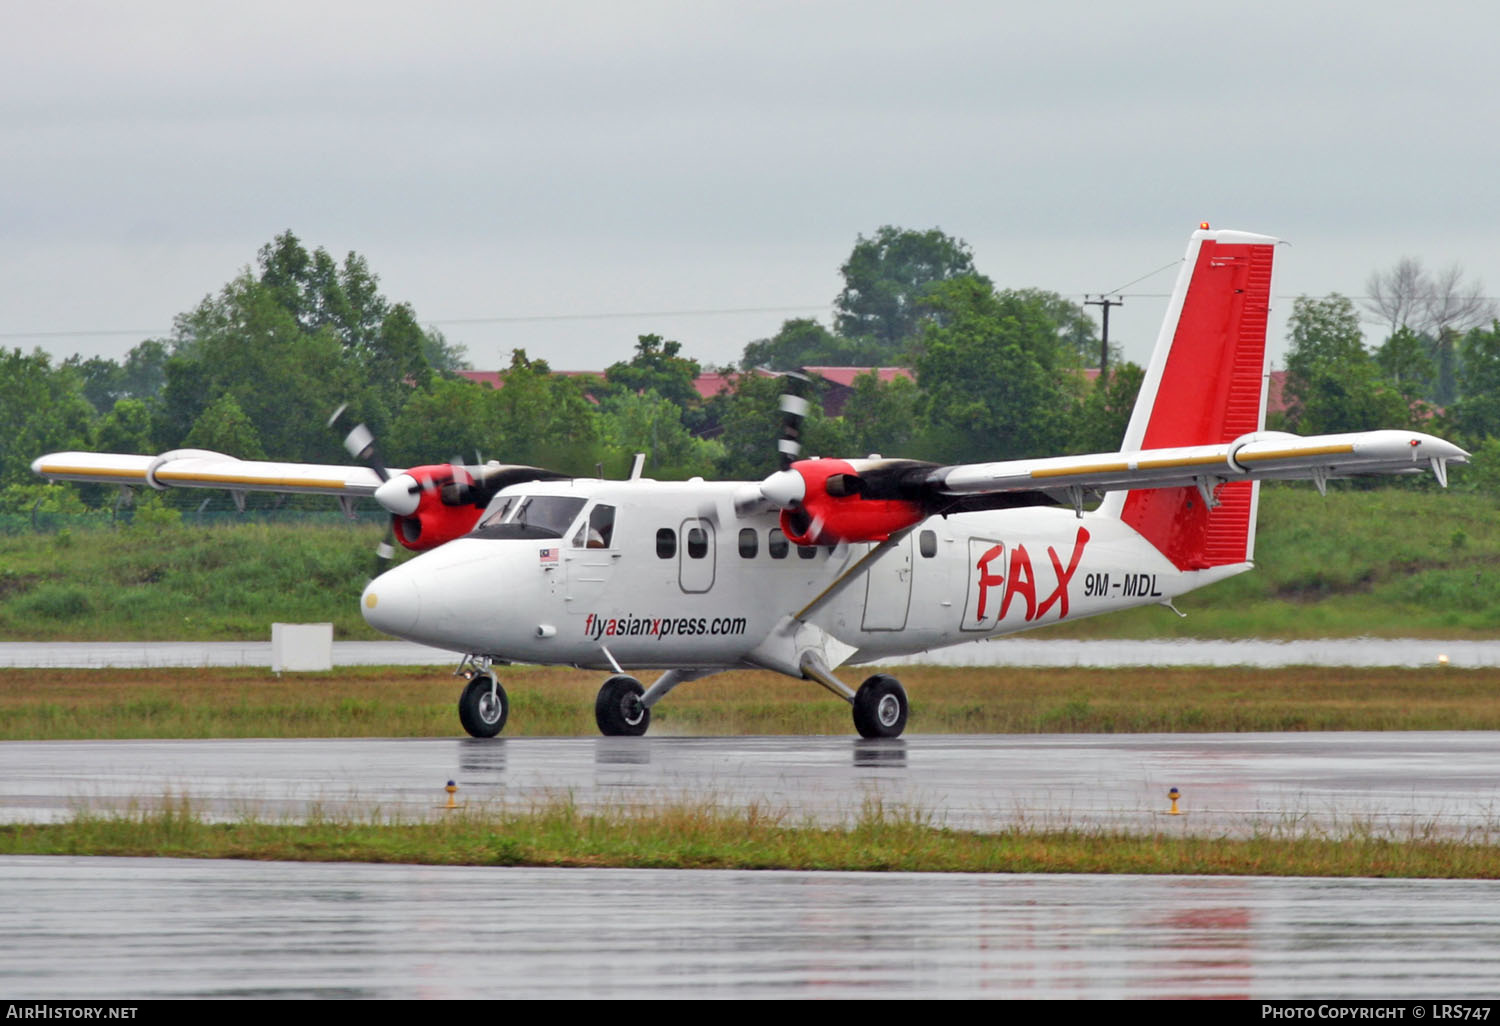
(1110, 227), (1277, 570)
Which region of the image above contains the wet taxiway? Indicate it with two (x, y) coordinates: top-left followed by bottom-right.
(5, 856), (1499, 999)
(8, 733), (1500, 999)
(4, 732), (1498, 838)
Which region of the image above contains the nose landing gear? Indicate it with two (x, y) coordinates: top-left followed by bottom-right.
(458, 668), (509, 738)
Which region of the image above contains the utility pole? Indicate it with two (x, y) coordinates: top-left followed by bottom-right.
(1084, 294), (1123, 376)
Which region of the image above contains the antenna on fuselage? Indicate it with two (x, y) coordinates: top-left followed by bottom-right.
(629, 453), (646, 480)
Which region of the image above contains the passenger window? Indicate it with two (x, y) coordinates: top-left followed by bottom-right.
(768, 528), (788, 559)
(656, 528), (676, 559)
(687, 526), (708, 559)
(919, 530), (937, 558)
(738, 528), (758, 558)
(798, 545), (816, 559)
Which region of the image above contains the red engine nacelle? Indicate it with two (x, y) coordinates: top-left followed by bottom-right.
(778, 458), (926, 546)
(390, 464), (487, 551)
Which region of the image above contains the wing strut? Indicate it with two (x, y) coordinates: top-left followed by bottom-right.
(793, 527), (918, 622)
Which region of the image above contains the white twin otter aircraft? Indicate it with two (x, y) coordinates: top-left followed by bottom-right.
(35, 226), (1467, 739)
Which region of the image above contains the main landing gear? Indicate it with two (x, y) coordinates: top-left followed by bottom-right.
(595, 674), (650, 736)
(458, 669), (509, 738)
(586, 669), (908, 738)
(852, 674), (908, 739)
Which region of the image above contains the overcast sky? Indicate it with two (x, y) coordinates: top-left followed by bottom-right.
(4, 1), (1497, 375)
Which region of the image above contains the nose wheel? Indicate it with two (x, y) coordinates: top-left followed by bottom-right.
(852, 674), (908, 739)
(458, 672), (509, 738)
(596, 675), (650, 736)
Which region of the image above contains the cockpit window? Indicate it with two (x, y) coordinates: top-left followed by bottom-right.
(512, 496), (587, 535)
(570, 503), (616, 548)
(472, 495), (586, 540)
(479, 495), (521, 529)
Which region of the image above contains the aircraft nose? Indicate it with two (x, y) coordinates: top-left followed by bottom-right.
(361, 569), (421, 637)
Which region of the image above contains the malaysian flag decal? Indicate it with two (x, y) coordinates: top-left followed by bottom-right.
(539, 547), (559, 565)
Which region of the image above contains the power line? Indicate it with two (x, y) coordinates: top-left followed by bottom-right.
(0, 304), (832, 342)
(429, 305), (829, 326)
(1105, 259), (1181, 296)
(8, 293), (1498, 343)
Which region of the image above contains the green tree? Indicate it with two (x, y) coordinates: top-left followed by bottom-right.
(239, 231), (444, 426)
(739, 318), (892, 371)
(489, 351), (604, 474)
(1008, 288), (1103, 367)
(1454, 322), (1500, 443)
(0, 348), (96, 491)
(385, 376), (499, 469)
(155, 232), (460, 464)
(914, 279), (1082, 463)
(420, 328), (470, 374)
(1374, 327), (1437, 406)
(120, 339), (169, 401)
(1073, 363), (1145, 453)
(94, 398), (155, 455)
(69, 355), (126, 415)
(714, 372), (849, 479)
(835, 226), (990, 358)
(158, 271), (363, 464)
(597, 391), (723, 479)
(1283, 294), (1406, 434)
(605, 335), (702, 411)
(183, 394), (266, 460)
(838, 371), (925, 458)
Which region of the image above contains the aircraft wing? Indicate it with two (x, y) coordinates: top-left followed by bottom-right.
(30, 449), (390, 498)
(930, 429), (1468, 499)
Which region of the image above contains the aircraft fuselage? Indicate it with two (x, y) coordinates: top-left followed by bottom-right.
(360, 477), (1247, 674)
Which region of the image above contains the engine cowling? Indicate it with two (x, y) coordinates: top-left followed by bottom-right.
(777, 458), (926, 546)
(383, 464), (488, 552)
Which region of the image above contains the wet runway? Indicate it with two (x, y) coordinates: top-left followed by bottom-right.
(4, 856), (1499, 999)
(8, 733), (1500, 998)
(5, 732), (1499, 838)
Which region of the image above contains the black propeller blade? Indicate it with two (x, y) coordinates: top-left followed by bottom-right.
(328, 403), (403, 575)
(776, 371), (811, 471)
(328, 404), (390, 483)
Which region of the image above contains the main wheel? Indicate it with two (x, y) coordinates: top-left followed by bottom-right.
(595, 675), (650, 737)
(458, 674), (509, 738)
(852, 674), (908, 739)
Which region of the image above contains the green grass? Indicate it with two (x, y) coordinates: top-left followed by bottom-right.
(6, 797), (1498, 878)
(2, 664), (1497, 739)
(1031, 483), (1500, 639)
(0, 517), (386, 640)
(2, 484), (1497, 641)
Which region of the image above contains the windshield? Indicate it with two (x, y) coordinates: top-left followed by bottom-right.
(473, 494), (587, 540)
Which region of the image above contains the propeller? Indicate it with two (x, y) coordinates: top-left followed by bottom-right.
(731, 373), (949, 545)
(330, 403), (574, 560)
(776, 371), (811, 471)
(327, 404), (400, 574)
(329, 404), (389, 482)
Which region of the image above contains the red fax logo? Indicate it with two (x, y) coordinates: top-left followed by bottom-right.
(963, 526), (1089, 631)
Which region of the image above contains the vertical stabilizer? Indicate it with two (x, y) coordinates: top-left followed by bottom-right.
(1101, 227), (1277, 570)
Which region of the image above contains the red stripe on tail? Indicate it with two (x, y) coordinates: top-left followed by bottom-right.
(1121, 235), (1274, 570)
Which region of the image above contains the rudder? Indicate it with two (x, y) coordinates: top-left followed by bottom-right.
(1105, 227), (1277, 570)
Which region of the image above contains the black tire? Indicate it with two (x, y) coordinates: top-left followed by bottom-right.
(852, 674), (908, 739)
(595, 675), (650, 737)
(458, 674), (508, 738)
